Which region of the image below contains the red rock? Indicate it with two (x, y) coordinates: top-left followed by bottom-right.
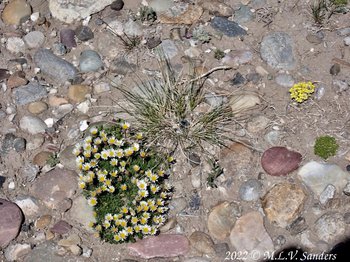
(128, 234), (189, 259)
(50, 220), (72, 235)
(0, 199), (23, 248)
(261, 147), (302, 176)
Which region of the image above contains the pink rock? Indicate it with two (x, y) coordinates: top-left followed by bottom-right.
(0, 199), (23, 248)
(50, 220), (72, 235)
(261, 147), (302, 176)
(128, 234), (189, 259)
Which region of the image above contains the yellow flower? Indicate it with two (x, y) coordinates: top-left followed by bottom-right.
(83, 151), (91, 158)
(72, 147), (81, 156)
(114, 234), (121, 242)
(78, 182), (86, 189)
(105, 179), (112, 186)
(90, 127), (98, 135)
(108, 186), (115, 193)
(116, 149), (124, 158)
(108, 149), (116, 158)
(88, 197), (97, 206)
(120, 161), (126, 167)
(98, 174), (106, 183)
(136, 133), (143, 140)
(119, 219), (127, 227)
(121, 184), (127, 191)
(88, 221), (95, 228)
(126, 227), (133, 234)
(150, 174), (158, 182)
(103, 221), (111, 228)
(119, 230), (128, 240)
(94, 153), (101, 159)
(138, 190), (149, 198)
(142, 225), (151, 234)
(140, 151), (146, 158)
(121, 122), (130, 130)
(131, 217), (138, 224)
(95, 225), (102, 231)
(108, 136), (116, 145)
(115, 139), (124, 146)
(101, 150), (109, 160)
(134, 225), (141, 232)
(124, 147), (134, 156)
(110, 171), (118, 177)
(137, 179), (147, 190)
(289, 81), (316, 103)
(133, 165), (140, 172)
(94, 137), (102, 145)
(158, 170), (165, 177)
(132, 143), (140, 151)
(121, 206), (128, 214)
(110, 158), (118, 166)
(85, 136), (92, 143)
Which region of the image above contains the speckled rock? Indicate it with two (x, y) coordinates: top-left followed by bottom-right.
(68, 85), (91, 103)
(239, 179), (263, 201)
(19, 116), (47, 134)
(23, 31), (45, 49)
(6, 37), (26, 53)
(262, 183), (307, 228)
(211, 16), (247, 37)
(314, 212), (346, 243)
(0, 199), (23, 248)
(13, 82), (47, 106)
(67, 195), (96, 231)
(2, 0), (32, 25)
(28, 101), (48, 114)
(189, 231), (215, 254)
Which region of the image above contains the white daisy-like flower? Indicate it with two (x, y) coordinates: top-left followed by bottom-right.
(82, 163), (91, 171)
(94, 137), (102, 145)
(78, 181), (86, 189)
(116, 149), (124, 158)
(72, 147), (81, 156)
(94, 153), (101, 159)
(76, 156), (84, 164)
(110, 158), (118, 166)
(124, 147), (134, 156)
(88, 197), (97, 206)
(83, 151), (91, 158)
(137, 179), (147, 190)
(138, 189), (149, 198)
(85, 136), (92, 143)
(105, 213), (113, 221)
(90, 127), (98, 135)
(108, 149), (116, 158)
(108, 186), (115, 193)
(149, 174), (158, 182)
(115, 139), (124, 146)
(108, 136), (116, 145)
(103, 220), (111, 228)
(141, 225), (151, 234)
(83, 143), (92, 151)
(132, 143), (140, 151)
(145, 170), (152, 178)
(101, 150), (109, 160)
(119, 230), (128, 240)
(121, 122), (130, 130)
(98, 174), (106, 182)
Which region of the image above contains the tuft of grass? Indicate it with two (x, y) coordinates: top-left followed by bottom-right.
(116, 33), (141, 51)
(138, 6), (157, 22)
(47, 153), (59, 167)
(214, 49), (225, 60)
(114, 51), (234, 159)
(311, 0), (348, 24)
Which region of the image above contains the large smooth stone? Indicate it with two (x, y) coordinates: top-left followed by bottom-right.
(128, 234), (189, 259)
(2, 0), (32, 25)
(19, 116), (47, 134)
(262, 183), (307, 228)
(260, 32), (296, 70)
(34, 49), (78, 85)
(0, 199), (23, 248)
(67, 195), (96, 231)
(230, 212), (273, 262)
(298, 161), (350, 196)
(261, 147), (302, 176)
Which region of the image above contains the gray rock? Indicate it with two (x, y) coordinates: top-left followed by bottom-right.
(23, 31), (45, 49)
(337, 27), (350, 36)
(0, 133), (16, 155)
(315, 85), (326, 100)
(6, 37), (26, 53)
(22, 164), (39, 182)
(333, 79), (349, 92)
(5, 243), (31, 262)
(0, 199), (23, 248)
(79, 50), (103, 72)
(15, 196), (39, 218)
(0, 110), (6, 119)
(170, 197), (187, 214)
(52, 42), (67, 56)
(189, 231), (215, 254)
(149, 0), (173, 12)
(344, 212), (350, 224)
(34, 49), (78, 84)
(314, 212), (346, 243)
(319, 184), (336, 205)
(298, 161), (350, 196)
(13, 137), (26, 152)
(343, 182), (350, 196)
(275, 73), (295, 87)
(239, 179), (262, 201)
(20, 116), (47, 134)
(13, 82), (47, 106)
(211, 16), (247, 37)
(59, 145), (76, 170)
(233, 5), (254, 24)
(110, 57), (137, 75)
(75, 25), (94, 41)
(344, 36), (350, 46)
(23, 242), (65, 262)
(260, 32), (296, 70)
(205, 92), (224, 107)
(123, 19), (143, 37)
(306, 33), (323, 45)
(110, 0), (124, 11)
(67, 195), (96, 231)
(158, 39), (178, 59)
(59, 28), (77, 49)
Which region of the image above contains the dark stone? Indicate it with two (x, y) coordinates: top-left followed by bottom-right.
(287, 217), (308, 235)
(50, 220), (72, 235)
(75, 25), (94, 41)
(0, 199), (23, 248)
(211, 16), (247, 37)
(110, 57), (137, 75)
(59, 29), (77, 48)
(330, 63), (341, 76)
(111, 0), (124, 11)
(274, 235), (286, 246)
(188, 153), (201, 167)
(246, 72), (261, 83)
(0, 133), (16, 155)
(346, 165), (350, 172)
(189, 192), (201, 210)
(13, 137), (26, 152)
(214, 242), (229, 258)
(231, 72), (246, 85)
(0, 69), (10, 81)
(0, 176), (5, 188)
(12, 82), (47, 106)
(146, 37), (162, 49)
(344, 212), (350, 224)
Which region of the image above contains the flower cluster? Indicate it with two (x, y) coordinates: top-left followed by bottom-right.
(289, 81), (316, 103)
(73, 121), (173, 243)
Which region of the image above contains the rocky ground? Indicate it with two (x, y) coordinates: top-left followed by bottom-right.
(0, 0), (350, 261)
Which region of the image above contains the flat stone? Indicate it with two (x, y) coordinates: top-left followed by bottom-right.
(314, 212), (346, 243)
(15, 197), (39, 218)
(261, 147), (302, 176)
(158, 40), (178, 59)
(49, 0), (114, 23)
(230, 93), (261, 115)
(22, 242), (65, 262)
(2, 0), (32, 25)
(68, 84), (91, 103)
(246, 115), (270, 133)
(28, 101), (48, 114)
(31, 168), (77, 209)
(128, 234), (189, 259)
(60, 29), (77, 49)
(275, 73), (295, 87)
(93, 82), (110, 94)
(149, 0), (174, 13)
(343, 182), (350, 196)
(159, 4), (203, 25)
(207, 201), (237, 240)
(233, 5), (254, 24)
(6, 37), (26, 53)
(5, 243), (31, 262)
(79, 50), (103, 72)
(262, 183), (307, 228)
(13, 82), (47, 106)
(59, 145), (76, 170)
(0, 199), (23, 248)
(24, 31), (45, 49)
(67, 195), (96, 231)
(230, 212), (274, 261)
(35, 215), (52, 230)
(75, 25), (94, 41)
(34, 49), (78, 85)
(222, 50), (253, 66)
(7, 71), (28, 89)
(344, 36), (350, 46)
(50, 220), (72, 235)
(19, 115), (47, 135)
(239, 179), (263, 201)
(260, 32), (296, 70)
(13, 137), (26, 152)
(306, 33), (323, 44)
(169, 197), (187, 214)
(48, 96), (69, 107)
(211, 16), (247, 37)
(189, 231), (215, 254)
(22, 164), (39, 182)
(160, 217), (177, 233)
(33, 151), (53, 167)
(298, 161), (350, 196)
(319, 184), (336, 205)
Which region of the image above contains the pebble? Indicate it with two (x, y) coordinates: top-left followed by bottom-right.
(26, 135), (44, 150)
(28, 101), (48, 114)
(6, 37), (26, 53)
(189, 231), (215, 254)
(306, 33), (323, 45)
(50, 220), (72, 235)
(247, 115), (270, 133)
(231, 72), (246, 85)
(59, 145), (76, 170)
(262, 183), (307, 228)
(159, 39), (178, 59)
(67, 195), (96, 231)
(298, 161), (350, 196)
(0, 176), (6, 188)
(337, 27), (350, 36)
(33, 151), (53, 167)
(319, 184), (336, 205)
(4, 243), (31, 262)
(344, 212), (350, 224)
(233, 5), (254, 24)
(314, 212), (346, 243)
(22, 164), (39, 182)
(60, 29), (77, 49)
(207, 201), (237, 240)
(15, 197), (39, 218)
(315, 84), (326, 100)
(110, 57), (137, 75)
(48, 96), (68, 107)
(159, 4), (203, 25)
(79, 50), (103, 72)
(204, 92), (224, 107)
(13, 82), (47, 106)
(223, 50), (253, 67)
(77, 100), (91, 114)
(170, 197), (187, 214)
(274, 235), (286, 247)
(31, 168), (76, 209)
(149, 0), (173, 13)
(275, 73), (295, 87)
(111, 0), (125, 11)
(13, 137), (26, 152)
(75, 25), (94, 41)
(22, 242), (65, 262)
(344, 36), (350, 46)
(230, 212), (274, 259)
(35, 215), (52, 230)
(330, 63), (341, 76)
(211, 16), (247, 37)
(230, 93), (261, 115)
(93, 82), (110, 94)
(34, 49), (78, 84)
(239, 179), (262, 201)
(128, 234), (190, 259)
(52, 43), (67, 56)
(1, 0), (32, 25)
(201, 2), (234, 17)
(52, 104), (74, 119)
(0, 199), (23, 248)
(260, 32), (296, 70)
(7, 71), (28, 89)
(19, 115), (47, 134)
(332, 79), (349, 92)
(68, 84), (91, 103)
(49, 0), (115, 23)
(23, 31), (45, 49)
(261, 147), (302, 176)
(343, 182), (350, 196)
(246, 72), (261, 83)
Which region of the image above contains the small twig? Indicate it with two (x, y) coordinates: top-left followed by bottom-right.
(188, 66), (232, 83)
